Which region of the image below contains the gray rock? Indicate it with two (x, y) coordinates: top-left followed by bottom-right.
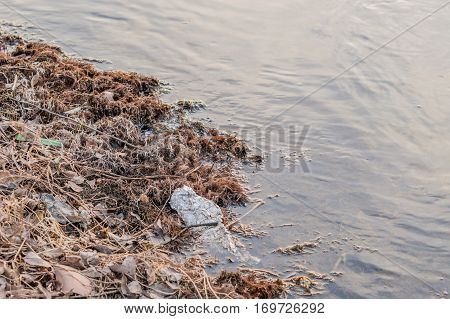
(169, 186), (221, 227)
(170, 186), (259, 264)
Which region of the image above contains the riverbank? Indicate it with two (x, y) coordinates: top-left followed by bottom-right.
(0, 33), (314, 298)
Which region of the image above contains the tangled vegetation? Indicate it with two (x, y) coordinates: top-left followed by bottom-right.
(0, 32), (300, 299)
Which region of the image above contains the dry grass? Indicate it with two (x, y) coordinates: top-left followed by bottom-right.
(0, 32), (296, 298)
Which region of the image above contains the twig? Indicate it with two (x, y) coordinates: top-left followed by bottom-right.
(269, 223), (298, 229)
(225, 200), (264, 228)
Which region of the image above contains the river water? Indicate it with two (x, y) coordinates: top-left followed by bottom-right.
(1, 0), (449, 298)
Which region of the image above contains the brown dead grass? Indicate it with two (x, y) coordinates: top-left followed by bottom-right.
(0, 32), (293, 299)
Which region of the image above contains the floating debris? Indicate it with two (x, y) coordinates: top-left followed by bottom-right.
(176, 99), (206, 112)
(274, 238), (320, 255)
(216, 271), (285, 299)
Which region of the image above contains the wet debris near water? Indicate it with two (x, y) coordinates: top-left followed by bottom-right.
(176, 100), (206, 112)
(282, 263), (337, 296)
(0, 32), (300, 298)
(216, 270), (285, 299)
(216, 268), (322, 298)
(274, 237), (321, 255)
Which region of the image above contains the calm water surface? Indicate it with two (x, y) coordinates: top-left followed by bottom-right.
(1, 0), (449, 298)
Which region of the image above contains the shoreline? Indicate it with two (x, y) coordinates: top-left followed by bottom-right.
(0, 32), (306, 298)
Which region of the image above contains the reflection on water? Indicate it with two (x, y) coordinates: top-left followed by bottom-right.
(2, 0), (449, 297)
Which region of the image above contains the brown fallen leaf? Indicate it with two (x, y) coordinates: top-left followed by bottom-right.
(21, 273), (37, 284)
(82, 267), (103, 279)
(30, 73), (40, 89)
(64, 255), (82, 269)
(42, 247), (65, 259)
(24, 251), (52, 268)
(109, 256), (136, 278)
(121, 256), (137, 278)
(66, 181), (83, 193)
(158, 266), (182, 283)
(80, 251), (100, 267)
(120, 275), (130, 295)
(92, 244), (115, 254)
(71, 175), (85, 185)
(127, 281), (142, 296)
(54, 264), (92, 296)
(87, 180), (96, 189)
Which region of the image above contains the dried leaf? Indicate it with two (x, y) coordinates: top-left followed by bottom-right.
(110, 256), (136, 278)
(24, 251), (51, 268)
(40, 193), (87, 224)
(122, 256), (137, 278)
(87, 180), (96, 189)
(71, 175), (85, 185)
(31, 73), (40, 89)
(158, 267), (182, 283)
(80, 251), (99, 267)
(66, 181), (83, 193)
(120, 275), (130, 295)
(42, 247), (65, 259)
(54, 264), (92, 296)
(82, 267), (103, 279)
(92, 244), (115, 254)
(64, 255), (82, 268)
(127, 281), (142, 295)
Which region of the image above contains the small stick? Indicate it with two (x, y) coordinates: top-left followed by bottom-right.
(238, 267), (279, 277)
(11, 74), (18, 92)
(185, 165), (202, 176)
(269, 223), (297, 229)
(13, 238), (27, 262)
(225, 200), (264, 228)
